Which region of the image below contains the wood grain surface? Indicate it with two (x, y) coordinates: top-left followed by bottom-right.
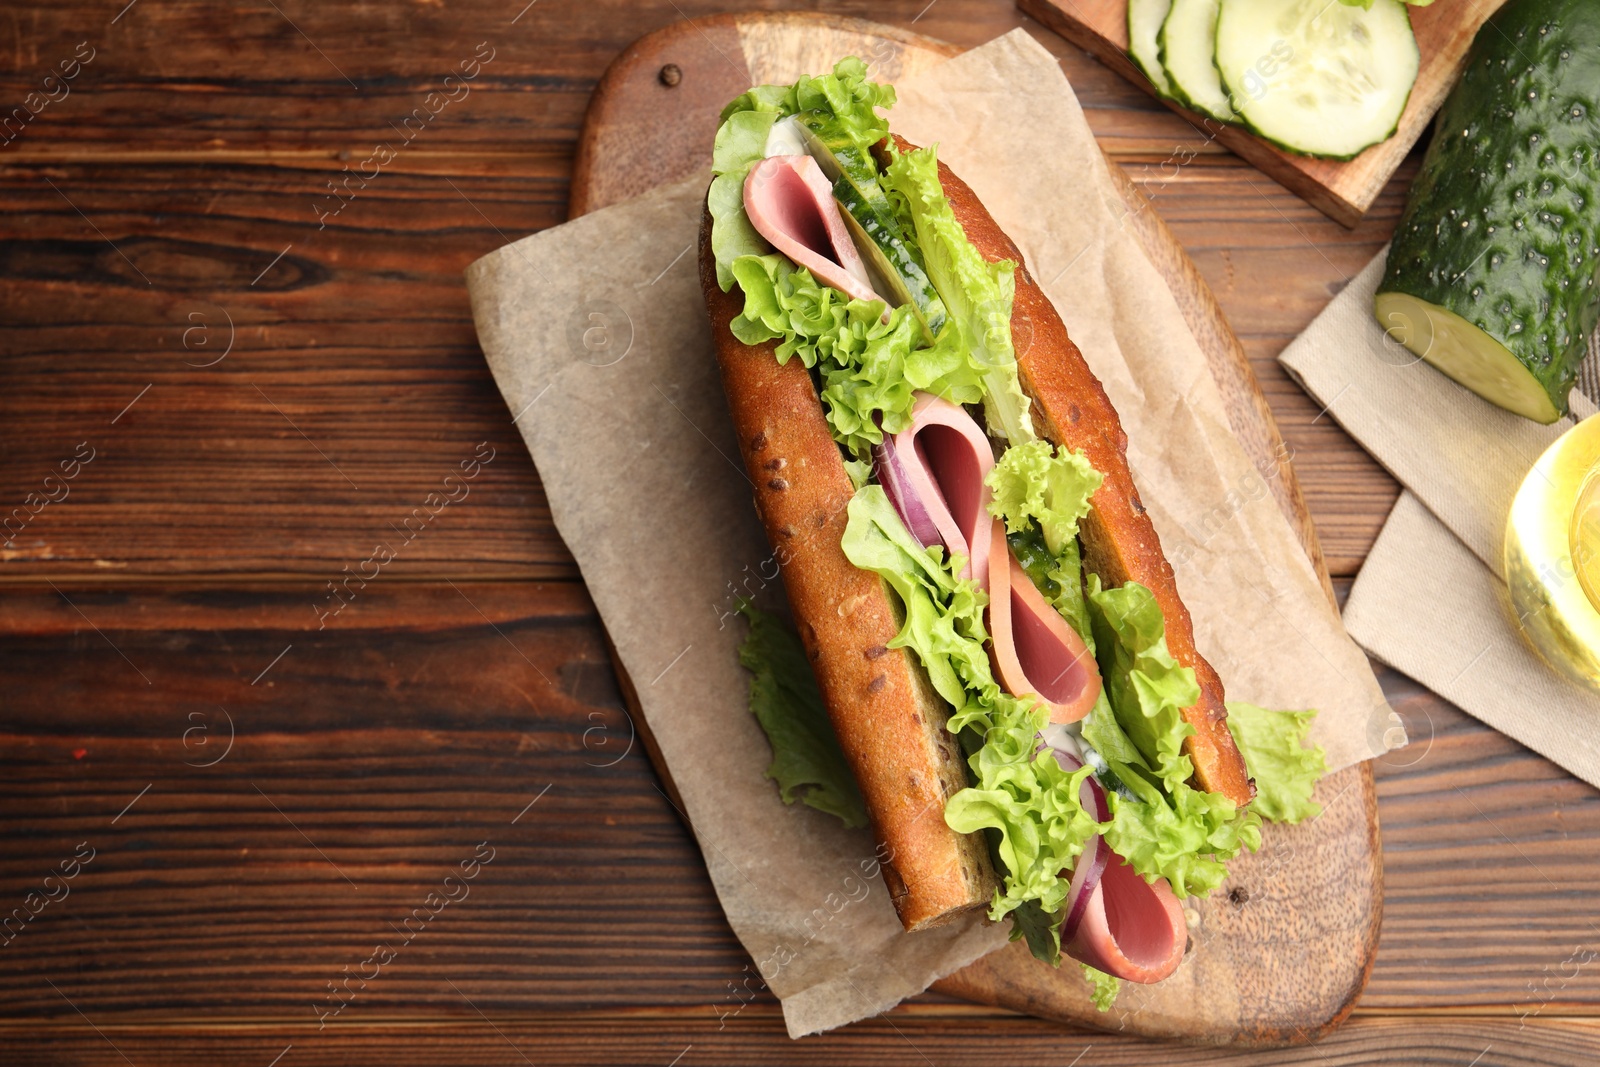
(570, 12), (1377, 1045)
(1017, 0), (1511, 226)
(1, 0), (1597, 1063)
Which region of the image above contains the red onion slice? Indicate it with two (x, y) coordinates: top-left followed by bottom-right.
(875, 395), (995, 586)
(1062, 834), (1109, 942)
(1047, 740), (1114, 944)
(1062, 767), (1113, 940)
(875, 438), (941, 547)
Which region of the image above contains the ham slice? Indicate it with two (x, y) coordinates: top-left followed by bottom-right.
(1051, 748), (1185, 983)
(880, 394), (996, 586)
(743, 155), (878, 304)
(987, 517), (1101, 723)
(877, 394), (1101, 721)
(1063, 854), (1188, 984)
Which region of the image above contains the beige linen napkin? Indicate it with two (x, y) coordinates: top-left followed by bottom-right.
(1280, 251), (1600, 789)
(468, 29), (1398, 1038)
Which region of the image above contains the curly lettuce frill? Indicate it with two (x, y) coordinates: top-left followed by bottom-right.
(728, 255), (987, 457)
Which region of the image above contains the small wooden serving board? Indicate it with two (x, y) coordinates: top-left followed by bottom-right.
(1017, 0), (1509, 226)
(569, 12), (1381, 1046)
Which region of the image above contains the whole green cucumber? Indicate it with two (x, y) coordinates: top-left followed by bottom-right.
(1376, 0), (1600, 423)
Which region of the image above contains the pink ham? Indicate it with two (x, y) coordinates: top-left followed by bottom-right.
(1052, 748), (1186, 984)
(743, 155), (878, 304)
(879, 394), (996, 586)
(987, 518), (1101, 724)
(1063, 854), (1188, 984)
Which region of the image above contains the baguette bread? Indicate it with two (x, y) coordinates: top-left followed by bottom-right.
(699, 139), (1252, 932)
(699, 209), (998, 931)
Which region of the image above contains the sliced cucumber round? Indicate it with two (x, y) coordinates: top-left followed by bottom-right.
(1374, 291), (1563, 424)
(1128, 0), (1175, 98)
(1159, 0), (1237, 122)
(1216, 0), (1418, 160)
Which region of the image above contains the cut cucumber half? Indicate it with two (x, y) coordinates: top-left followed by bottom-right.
(1216, 0), (1418, 159)
(833, 179), (946, 344)
(1128, 0), (1175, 98)
(1159, 0), (1237, 122)
(789, 109), (947, 343)
(1374, 291), (1563, 424)
(797, 111), (892, 213)
(1378, 0), (1598, 424)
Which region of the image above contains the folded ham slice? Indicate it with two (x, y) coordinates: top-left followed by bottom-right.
(877, 393), (1101, 720)
(1050, 748), (1187, 985)
(879, 394), (996, 586)
(743, 155), (878, 304)
(987, 518), (1101, 724)
(1063, 853), (1188, 984)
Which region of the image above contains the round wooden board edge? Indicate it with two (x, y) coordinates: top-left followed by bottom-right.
(568, 10), (1381, 1047)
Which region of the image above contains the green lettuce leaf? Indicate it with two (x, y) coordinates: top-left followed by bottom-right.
(1099, 764), (1260, 899)
(730, 253), (988, 457)
(881, 143), (1036, 445)
(1086, 575), (1199, 790)
(945, 694), (1101, 921)
(1226, 703), (1326, 824)
(709, 57), (895, 291)
(840, 486), (1099, 922)
(988, 439), (1103, 556)
(736, 601), (868, 828)
(838, 485), (993, 707)
(1080, 690), (1146, 770)
(1081, 965), (1121, 1012)
(1084, 574), (1263, 897)
(708, 110), (780, 291)
(1009, 899), (1065, 966)
(1339, 0), (1433, 6)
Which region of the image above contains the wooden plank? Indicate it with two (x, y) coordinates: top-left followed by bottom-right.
(0, 161), (567, 579)
(0, 582), (745, 1016)
(0, 1012), (1597, 1065)
(0, 0), (1589, 1055)
(1018, 0), (1509, 226)
(0, 1), (1054, 158)
(0, 583), (1596, 1022)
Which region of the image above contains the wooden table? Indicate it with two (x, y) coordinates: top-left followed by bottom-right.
(1, 2), (1595, 1063)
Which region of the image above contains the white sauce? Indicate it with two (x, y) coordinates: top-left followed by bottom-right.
(763, 115), (809, 158)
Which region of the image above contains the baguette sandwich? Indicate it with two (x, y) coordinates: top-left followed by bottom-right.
(701, 59), (1325, 1000)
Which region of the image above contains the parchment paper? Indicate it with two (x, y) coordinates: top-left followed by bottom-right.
(467, 30), (1400, 1038)
(1280, 250), (1600, 789)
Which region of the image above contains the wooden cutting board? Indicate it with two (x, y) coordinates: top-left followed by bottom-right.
(569, 11), (1381, 1046)
(1018, 0), (1509, 226)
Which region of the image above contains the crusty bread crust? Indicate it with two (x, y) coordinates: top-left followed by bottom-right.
(698, 209), (997, 931)
(915, 139), (1255, 809)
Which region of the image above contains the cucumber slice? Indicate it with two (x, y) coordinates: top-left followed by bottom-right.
(1216, 0), (1418, 160)
(833, 179), (946, 344)
(1128, 0), (1175, 98)
(1159, 0), (1237, 122)
(1374, 292), (1563, 424)
(797, 111), (892, 213)
(789, 109), (947, 342)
